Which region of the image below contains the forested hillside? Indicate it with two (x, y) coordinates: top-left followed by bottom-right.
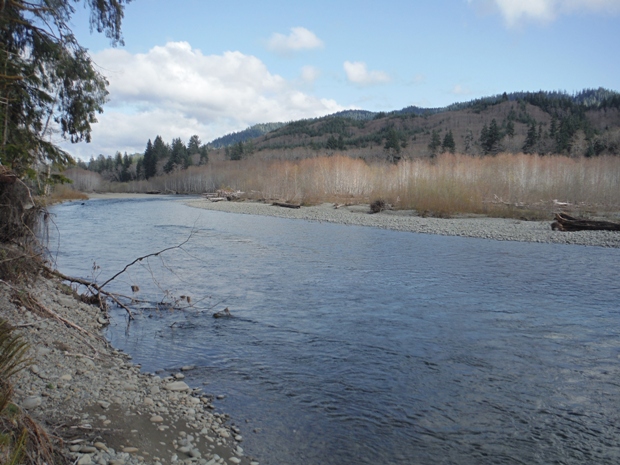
(208, 122), (286, 148)
(246, 88), (620, 161)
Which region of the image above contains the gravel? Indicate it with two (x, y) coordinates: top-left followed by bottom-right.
(185, 199), (620, 248)
(0, 273), (256, 465)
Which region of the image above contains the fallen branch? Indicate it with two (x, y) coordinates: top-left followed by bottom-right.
(98, 234), (193, 289)
(48, 269), (128, 318)
(48, 232), (197, 320)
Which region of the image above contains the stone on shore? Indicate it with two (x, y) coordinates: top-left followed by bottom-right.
(22, 396), (42, 409)
(163, 381), (190, 391)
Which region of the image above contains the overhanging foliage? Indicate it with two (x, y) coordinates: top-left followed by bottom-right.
(0, 0), (131, 180)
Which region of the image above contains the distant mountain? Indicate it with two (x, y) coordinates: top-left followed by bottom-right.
(207, 88), (620, 160)
(329, 109), (376, 121)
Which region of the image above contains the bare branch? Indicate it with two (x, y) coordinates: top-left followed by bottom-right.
(98, 231), (194, 290)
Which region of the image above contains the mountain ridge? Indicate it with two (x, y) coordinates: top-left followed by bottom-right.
(209, 87), (620, 160)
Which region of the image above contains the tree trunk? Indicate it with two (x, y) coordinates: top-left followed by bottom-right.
(551, 213), (620, 231)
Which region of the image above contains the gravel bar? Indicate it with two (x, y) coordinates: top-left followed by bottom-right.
(185, 199), (620, 248)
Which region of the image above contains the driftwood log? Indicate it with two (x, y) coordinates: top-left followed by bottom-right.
(552, 212), (620, 232)
(272, 202), (301, 209)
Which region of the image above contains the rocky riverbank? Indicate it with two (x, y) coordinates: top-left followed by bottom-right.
(0, 271), (257, 465)
(185, 199), (620, 248)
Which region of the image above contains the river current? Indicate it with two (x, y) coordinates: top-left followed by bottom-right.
(50, 197), (620, 465)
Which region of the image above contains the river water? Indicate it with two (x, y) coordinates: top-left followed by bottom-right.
(50, 197), (620, 465)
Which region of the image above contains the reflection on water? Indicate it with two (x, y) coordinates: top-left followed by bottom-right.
(51, 197), (620, 465)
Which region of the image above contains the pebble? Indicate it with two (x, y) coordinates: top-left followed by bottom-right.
(150, 415), (164, 423)
(122, 447), (139, 454)
(77, 454), (92, 465)
(164, 381), (190, 391)
(181, 365), (196, 371)
(22, 396), (42, 409)
(94, 442), (109, 452)
(228, 457), (241, 464)
(98, 400), (111, 409)
(174, 373), (185, 379)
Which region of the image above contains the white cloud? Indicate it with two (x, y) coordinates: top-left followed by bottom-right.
(343, 61), (391, 86)
(451, 84), (473, 95)
(63, 42), (344, 159)
(478, 0), (620, 27)
(267, 27), (324, 54)
(300, 65), (321, 83)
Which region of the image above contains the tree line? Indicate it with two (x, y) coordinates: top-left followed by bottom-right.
(80, 135), (209, 181)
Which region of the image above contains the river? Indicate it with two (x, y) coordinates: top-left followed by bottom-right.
(50, 196), (620, 465)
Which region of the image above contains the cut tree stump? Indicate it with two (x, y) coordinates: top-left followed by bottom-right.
(551, 212), (620, 231)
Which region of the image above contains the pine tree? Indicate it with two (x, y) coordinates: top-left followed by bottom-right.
(428, 130), (441, 157)
(480, 119), (502, 154)
(505, 120), (515, 138)
(229, 142), (244, 161)
(152, 135), (170, 161)
(522, 123), (538, 154)
(164, 138), (188, 173)
(441, 130), (456, 154)
(143, 139), (157, 179)
(187, 135), (201, 155)
(383, 128), (406, 162)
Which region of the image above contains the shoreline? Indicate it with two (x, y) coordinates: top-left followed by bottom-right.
(184, 199), (620, 249)
(1, 270), (256, 465)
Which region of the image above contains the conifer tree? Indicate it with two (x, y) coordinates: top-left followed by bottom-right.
(480, 119), (502, 154)
(0, 0), (131, 181)
(523, 123), (538, 154)
(442, 130), (456, 154)
(152, 135), (169, 160)
(164, 138), (188, 173)
(187, 135), (201, 155)
(143, 139), (157, 179)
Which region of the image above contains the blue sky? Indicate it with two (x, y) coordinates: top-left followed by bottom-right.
(64, 0), (620, 160)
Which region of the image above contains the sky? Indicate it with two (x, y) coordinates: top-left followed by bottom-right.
(63, 0), (620, 161)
